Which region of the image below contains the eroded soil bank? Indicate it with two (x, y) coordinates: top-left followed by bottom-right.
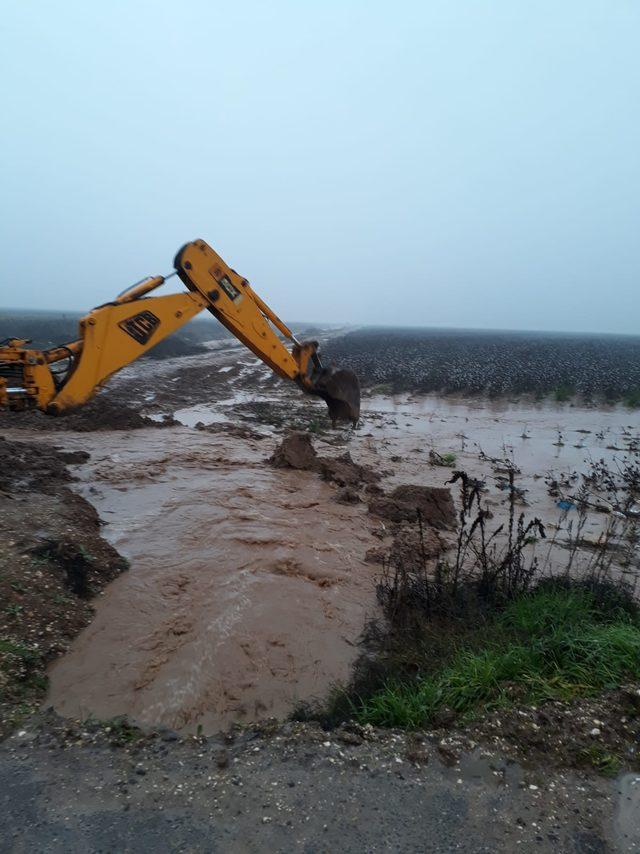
(0, 437), (127, 737)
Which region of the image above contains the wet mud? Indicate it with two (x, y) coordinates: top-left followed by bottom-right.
(368, 483), (456, 528)
(0, 395), (174, 433)
(269, 431), (381, 490)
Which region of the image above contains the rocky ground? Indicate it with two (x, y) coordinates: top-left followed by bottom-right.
(1, 711), (637, 853)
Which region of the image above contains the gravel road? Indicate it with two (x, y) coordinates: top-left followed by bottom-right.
(1, 715), (636, 854)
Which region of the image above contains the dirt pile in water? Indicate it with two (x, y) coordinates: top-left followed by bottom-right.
(320, 452), (380, 488)
(269, 432), (381, 489)
(368, 484), (456, 529)
(0, 396), (175, 433)
(365, 520), (447, 567)
(269, 432), (320, 470)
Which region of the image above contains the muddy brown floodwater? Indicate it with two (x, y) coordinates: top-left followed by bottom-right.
(6, 345), (636, 736)
(42, 428), (378, 732)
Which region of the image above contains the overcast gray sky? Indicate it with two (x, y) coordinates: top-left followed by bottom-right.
(1, 1), (638, 334)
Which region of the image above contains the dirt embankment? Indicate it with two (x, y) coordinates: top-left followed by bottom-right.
(0, 436), (128, 737)
(269, 433), (457, 519)
(0, 396), (176, 433)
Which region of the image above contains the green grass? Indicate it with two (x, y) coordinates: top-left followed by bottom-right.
(553, 385), (574, 402)
(429, 450), (457, 467)
(0, 639), (40, 665)
(370, 383), (394, 395)
(625, 388), (640, 408)
(355, 585), (640, 728)
(4, 604), (24, 617)
(579, 745), (622, 777)
(83, 714), (145, 744)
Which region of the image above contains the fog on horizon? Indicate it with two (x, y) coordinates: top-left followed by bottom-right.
(1, 1), (638, 336)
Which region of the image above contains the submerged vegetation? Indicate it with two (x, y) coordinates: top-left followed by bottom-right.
(297, 452), (640, 777)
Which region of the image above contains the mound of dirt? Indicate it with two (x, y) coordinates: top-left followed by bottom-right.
(391, 523), (446, 565)
(269, 432), (320, 470)
(0, 436), (75, 494)
(368, 484), (456, 529)
(269, 433), (381, 489)
(364, 524), (445, 566)
(319, 452), (380, 488)
(0, 397), (171, 432)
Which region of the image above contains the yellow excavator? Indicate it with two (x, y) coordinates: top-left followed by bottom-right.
(0, 239), (360, 424)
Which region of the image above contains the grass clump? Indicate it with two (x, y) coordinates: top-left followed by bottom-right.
(625, 388), (640, 408)
(369, 383), (394, 396)
(578, 745), (622, 777)
(430, 450), (457, 467)
(355, 582), (640, 728)
(553, 385), (574, 402)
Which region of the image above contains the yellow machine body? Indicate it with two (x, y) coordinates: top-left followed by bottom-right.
(0, 240), (359, 423)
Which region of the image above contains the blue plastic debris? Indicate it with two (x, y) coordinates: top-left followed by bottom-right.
(556, 499), (576, 511)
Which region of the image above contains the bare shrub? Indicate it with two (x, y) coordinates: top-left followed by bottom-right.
(377, 469), (545, 629)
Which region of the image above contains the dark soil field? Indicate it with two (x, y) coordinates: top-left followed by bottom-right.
(324, 328), (640, 403)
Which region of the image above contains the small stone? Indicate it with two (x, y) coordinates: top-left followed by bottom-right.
(338, 730), (363, 746)
(215, 749), (229, 769)
(437, 744), (459, 767)
(406, 745), (430, 765)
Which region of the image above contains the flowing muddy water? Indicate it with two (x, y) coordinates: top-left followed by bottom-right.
(45, 427), (378, 732)
(21, 349), (636, 734)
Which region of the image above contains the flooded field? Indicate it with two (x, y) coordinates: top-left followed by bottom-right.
(3, 336), (638, 734)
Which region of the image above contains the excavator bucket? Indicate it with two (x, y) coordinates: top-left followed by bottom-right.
(310, 367), (361, 426)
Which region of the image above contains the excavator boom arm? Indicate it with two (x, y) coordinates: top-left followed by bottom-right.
(0, 240), (360, 422)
